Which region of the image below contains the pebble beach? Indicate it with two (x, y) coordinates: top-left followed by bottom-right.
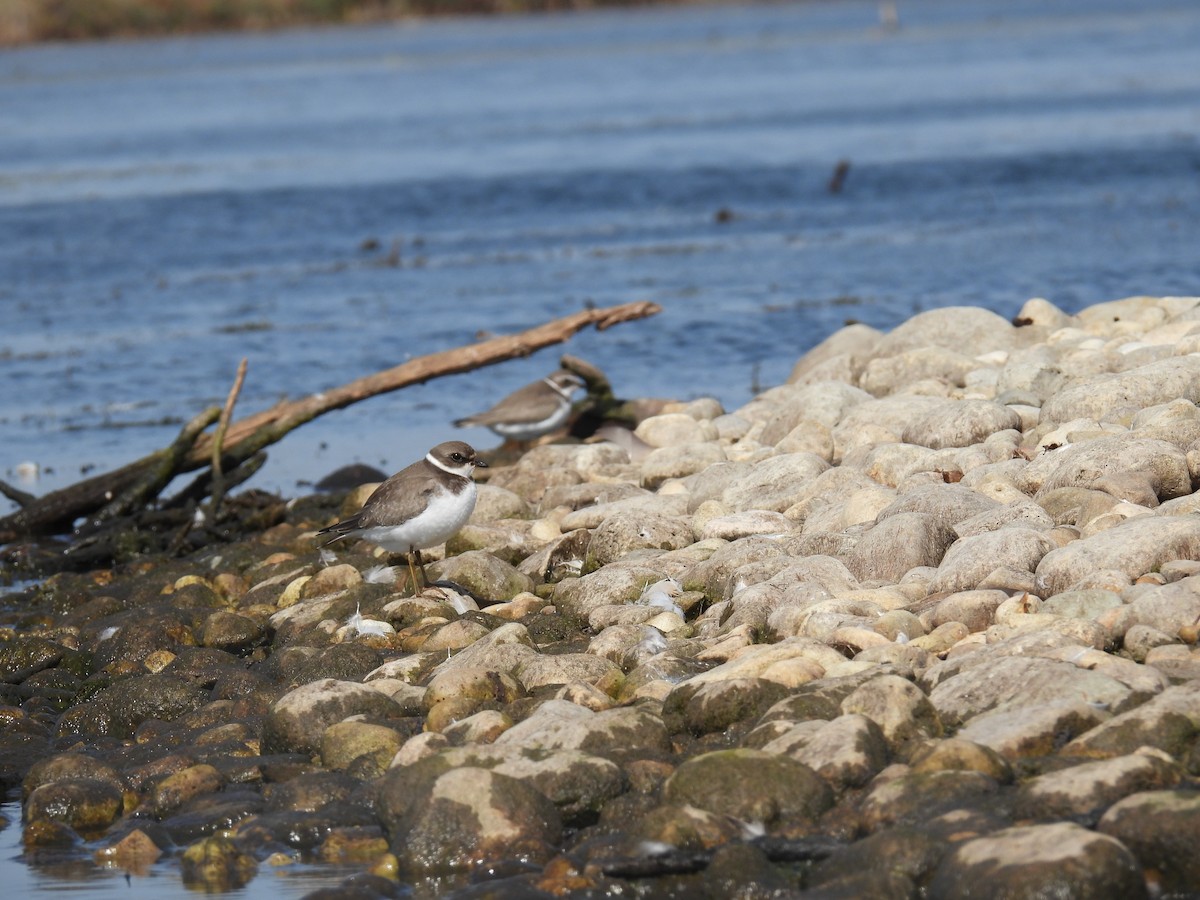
(4, 293), (1200, 898)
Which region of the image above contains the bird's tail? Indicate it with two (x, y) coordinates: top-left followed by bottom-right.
(316, 514), (361, 546)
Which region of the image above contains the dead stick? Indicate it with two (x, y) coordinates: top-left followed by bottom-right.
(210, 358), (248, 516)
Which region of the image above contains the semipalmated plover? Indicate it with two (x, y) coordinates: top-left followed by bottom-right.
(454, 370), (585, 443)
(317, 441), (486, 588)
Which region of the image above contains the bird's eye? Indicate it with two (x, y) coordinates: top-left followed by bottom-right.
(451, 453), (464, 461)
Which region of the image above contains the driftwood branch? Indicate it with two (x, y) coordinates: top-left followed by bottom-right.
(0, 301), (661, 542)
(184, 300), (662, 466)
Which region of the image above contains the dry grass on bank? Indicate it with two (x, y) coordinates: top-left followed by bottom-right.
(0, 0), (681, 45)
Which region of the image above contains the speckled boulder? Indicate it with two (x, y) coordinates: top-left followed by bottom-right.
(262, 678), (401, 756)
(387, 767), (561, 874)
(426, 550), (534, 601)
(663, 749), (833, 827)
(928, 822), (1146, 900)
(1098, 789), (1200, 893)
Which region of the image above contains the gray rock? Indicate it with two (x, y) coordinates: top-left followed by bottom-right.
(1013, 747), (1182, 824)
(871, 306), (1020, 358)
(926, 655), (1139, 729)
(663, 749), (834, 826)
(559, 493), (688, 531)
(471, 484), (530, 522)
(841, 674), (942, 757)
(908, 737), (1013, 783)
(952, 499), (1055, 539)
(493, 699), (672, 757)
(514, 653), (619, 691)
(808, 826), (948, 895)
(25, 777), (124, 833)
(876, 483), (1003, 533)
(861, 347), (979, 396)
(388, 767), (561, 874)
(1041, 355), (1200, 425)
(901, 400), (1022, 450)
(426, 622), (538, 679)
(1121, 623), (1180, 663)
(640, 442), (726, 490)
(262, 679), (401, 756)
(721, 453), (830, 512)
(1035, 516), (1200, 596)
(763, 713), (889, 791)
(60, 673), (208, 740)
(787, 324), (883, 383)
(833, 396), (952, 458)
(1131, 398), (1200, 449)
(1063, 682), (1200, 759)
(585, 511), (695, 570)
(662, 677), (792, 736)
(846, 512), (955, 584)
(427, 550), (534, 601)
(198, 611), (265, 654)
(1098, 789), (1200, 894)
(679, 537), (788, 601)
(1034, 435), (1191, 501)
(859, 770), (1001, 832)
(684, 461), (754, 512)
(700, 510), (794, 541)
(1040, 588), (1123, 620)
(922, 589), (1009, 634)
(1035, 486), (1122, 528)
(392, 746), (623, 824)
(1125, 578), (1200, 637)
(321, 721), (405, 775)
(928, 529), (1057, 594)
(956, 700), (1111, 760)
(757, 381), (873, 443)
(517, 528), (591, 585)
(634, 412), (717, 447)
(552, 563), (667, 622)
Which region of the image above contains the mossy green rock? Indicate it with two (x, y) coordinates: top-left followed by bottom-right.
(663, 749), (833, 825)
(25, 777), (123, 833)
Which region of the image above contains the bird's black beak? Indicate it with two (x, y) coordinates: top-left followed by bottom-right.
(475, 459), (489, 468)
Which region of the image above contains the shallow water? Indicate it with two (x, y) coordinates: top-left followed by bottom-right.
(1, 0), (1200, 893)
(2, 0), (1199, 514)
(0, 800), (373, 898)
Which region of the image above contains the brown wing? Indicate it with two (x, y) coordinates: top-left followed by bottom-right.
(456, 380), (560, 426)
(354, 461), (443, 528)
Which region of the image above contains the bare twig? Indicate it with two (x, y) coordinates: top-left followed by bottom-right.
(210, 358), (248, 516)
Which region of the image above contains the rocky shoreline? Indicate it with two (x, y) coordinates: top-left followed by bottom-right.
(3, 294), (1200, 899)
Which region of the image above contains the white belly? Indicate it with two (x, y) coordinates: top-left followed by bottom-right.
(358, 482), (476, 552)
(490, 402), (571, 441)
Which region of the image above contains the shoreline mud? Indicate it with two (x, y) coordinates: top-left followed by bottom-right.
(3, 294), (1200, 898)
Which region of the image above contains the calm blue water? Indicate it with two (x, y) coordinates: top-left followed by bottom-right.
(2, 0), (1199, 513)
(2, 0), (1200, 894)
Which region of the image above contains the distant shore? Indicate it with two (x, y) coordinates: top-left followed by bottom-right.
(0, 0), (706, 46)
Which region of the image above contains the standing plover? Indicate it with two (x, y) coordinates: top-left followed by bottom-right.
(454, 370), (585, 443)
(317, 440), (486, 588)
